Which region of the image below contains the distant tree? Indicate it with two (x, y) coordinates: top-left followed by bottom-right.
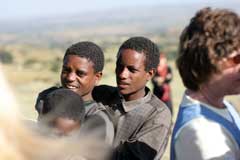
(50, 57), (61, 73)
(23, 59), (37, 67)
(0, 50), (13, 64)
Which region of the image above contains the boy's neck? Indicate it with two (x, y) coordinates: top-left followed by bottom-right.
(123, 87), (147, 101)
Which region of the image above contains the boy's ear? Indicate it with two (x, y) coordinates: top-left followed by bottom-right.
(146, 68), (156, 81)
(95, 72), (103, 85)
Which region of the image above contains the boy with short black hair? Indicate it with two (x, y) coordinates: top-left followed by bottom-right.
(93, 36), (172, 160)
(38, 88), (85, 136)
(35, 41), (114, 144)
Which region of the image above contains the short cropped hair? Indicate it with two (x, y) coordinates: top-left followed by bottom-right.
(41, 88), (85, 123)
(177, 7), (240, 91)
(118, 36), (160, 71)
(64, 41), (104, 72)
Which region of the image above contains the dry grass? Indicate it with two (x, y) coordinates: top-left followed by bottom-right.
(2, 45), (240, 159)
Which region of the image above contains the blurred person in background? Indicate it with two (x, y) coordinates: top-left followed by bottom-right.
(171, 7), (240, 160)
(152, 53), (173, 113)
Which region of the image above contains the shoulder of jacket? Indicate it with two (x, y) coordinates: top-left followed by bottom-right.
(149, 93), (170, 112)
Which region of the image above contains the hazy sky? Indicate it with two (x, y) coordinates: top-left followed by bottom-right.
(0, 0), (232, 21)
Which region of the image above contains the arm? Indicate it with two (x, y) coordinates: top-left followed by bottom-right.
(92, 85), (119, 105)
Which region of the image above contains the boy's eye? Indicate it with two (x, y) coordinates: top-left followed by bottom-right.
(116, 64), (124, 72)
(76, 71), (86, 77)
(62, 67), (71, 73)
(128, 67), (137, 73)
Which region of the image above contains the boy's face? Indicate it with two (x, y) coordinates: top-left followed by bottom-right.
(115, 49), (154, 101)
(61, 55), (102, 101)
(52, 117), (80, 136)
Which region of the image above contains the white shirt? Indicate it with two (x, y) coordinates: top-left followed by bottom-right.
(175, 95), (240, 160)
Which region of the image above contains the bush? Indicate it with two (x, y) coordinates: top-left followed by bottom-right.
(0, 50), (13, 64)
(23, 59), (38, 67)
(50, 57), (61, 73)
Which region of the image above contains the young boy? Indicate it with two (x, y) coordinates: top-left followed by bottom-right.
(36, 41), (114, 144)
(93, 37), (172, 160)
(38, 88), (85, 136)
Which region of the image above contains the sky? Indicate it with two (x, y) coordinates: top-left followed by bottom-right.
(1, 0), (230, 21)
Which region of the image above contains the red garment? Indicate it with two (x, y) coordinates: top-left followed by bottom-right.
(161, 83), (171, 102)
